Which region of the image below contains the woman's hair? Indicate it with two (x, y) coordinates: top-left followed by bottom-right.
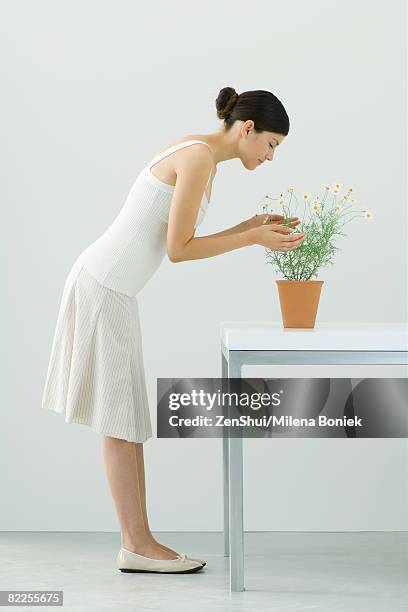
(215, 87), (289, 135)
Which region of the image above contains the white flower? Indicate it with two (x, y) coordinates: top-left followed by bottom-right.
(364, 210), (373, 220)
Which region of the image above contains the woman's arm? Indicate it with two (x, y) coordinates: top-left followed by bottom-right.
(209, 220), (249, 238)
(210, 213), (300, 239)
(166, 146), (303, 262)
(166, 149), (254, 261)
(169, 228), (254, 262)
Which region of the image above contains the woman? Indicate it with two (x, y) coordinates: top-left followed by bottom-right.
(41, 87), (305, 575)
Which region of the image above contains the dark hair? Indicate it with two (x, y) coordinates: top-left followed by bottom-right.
(215, 87), (289, 135)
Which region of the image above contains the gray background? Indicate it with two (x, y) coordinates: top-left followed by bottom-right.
(2, 0), (407, 531)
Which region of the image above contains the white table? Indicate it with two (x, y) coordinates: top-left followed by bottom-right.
(220, 322), (408, 592)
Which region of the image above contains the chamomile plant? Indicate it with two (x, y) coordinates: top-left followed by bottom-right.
(260, 182), (373, 281)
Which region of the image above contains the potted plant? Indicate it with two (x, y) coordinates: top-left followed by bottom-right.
(260, 182), (373, 328)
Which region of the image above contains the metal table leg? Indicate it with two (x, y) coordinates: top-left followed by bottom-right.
(221, 350), (229, 558)
(228, 435), (244, 591)
(226, 348), (245, 591)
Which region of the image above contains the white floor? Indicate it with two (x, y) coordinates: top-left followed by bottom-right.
(1, 531), (407, 611)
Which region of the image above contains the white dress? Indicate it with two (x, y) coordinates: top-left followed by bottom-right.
(41, 140), (214, 443)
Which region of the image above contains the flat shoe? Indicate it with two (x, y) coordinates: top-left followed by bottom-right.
(117, 548), (204, 574)
(186, 555), (206, 567)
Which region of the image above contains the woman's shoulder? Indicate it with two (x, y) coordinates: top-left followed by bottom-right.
(156, 134), (211, 156)
(155, 136), (216, 176)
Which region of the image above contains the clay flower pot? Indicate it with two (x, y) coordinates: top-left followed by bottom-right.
(276, 280), (324, 328)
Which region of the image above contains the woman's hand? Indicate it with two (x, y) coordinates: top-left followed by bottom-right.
(246, 213), (301, 231)
(248, 220), (305, 252)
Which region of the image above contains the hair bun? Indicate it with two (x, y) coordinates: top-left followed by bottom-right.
(216, 87), (239, 120)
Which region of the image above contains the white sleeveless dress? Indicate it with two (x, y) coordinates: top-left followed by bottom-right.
(41, 140), (214, 443)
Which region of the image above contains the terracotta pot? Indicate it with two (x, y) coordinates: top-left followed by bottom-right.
(276, 280), (324, 328)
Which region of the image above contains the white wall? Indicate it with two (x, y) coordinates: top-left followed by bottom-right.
(2, 0), (407, 531)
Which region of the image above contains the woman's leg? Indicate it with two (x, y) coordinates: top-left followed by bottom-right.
(101, 435), (179, 560)
(134, 442), (180, 556)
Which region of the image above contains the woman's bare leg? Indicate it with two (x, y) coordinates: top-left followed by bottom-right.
(134, 442), (179, 556)
(101, 435), (179, 560)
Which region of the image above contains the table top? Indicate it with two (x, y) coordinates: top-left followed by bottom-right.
(220, 322), (408, 351)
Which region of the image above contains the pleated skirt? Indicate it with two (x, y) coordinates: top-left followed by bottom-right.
(41, 257), (153, 443)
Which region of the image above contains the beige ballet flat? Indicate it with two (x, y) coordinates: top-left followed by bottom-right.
(117, 548), (204, 574)
(186, 555), (206, 567)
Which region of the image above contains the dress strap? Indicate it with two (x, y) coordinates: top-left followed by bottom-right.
(148, 140), (214, 175)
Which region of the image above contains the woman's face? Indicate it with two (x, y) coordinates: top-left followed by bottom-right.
(238, 120), (286, 170)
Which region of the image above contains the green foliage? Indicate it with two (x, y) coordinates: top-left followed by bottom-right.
(260, 184), (372, 281)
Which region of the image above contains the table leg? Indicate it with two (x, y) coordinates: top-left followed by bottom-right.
(228, 351), (245, 592)
(229, 436), (244, 591)
(221, 350), (230, 557)
(222, 436), (230, 557)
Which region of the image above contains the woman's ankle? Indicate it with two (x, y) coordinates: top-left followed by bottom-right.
(121, 538), (179, 560)
(121, 530), (152, 551)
